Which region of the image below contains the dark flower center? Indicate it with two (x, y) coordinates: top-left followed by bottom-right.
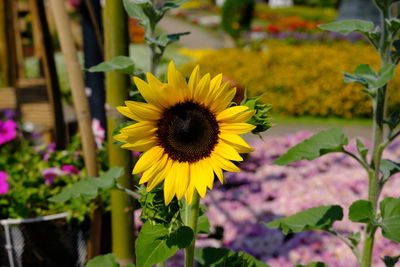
(157, 102), (219, 163)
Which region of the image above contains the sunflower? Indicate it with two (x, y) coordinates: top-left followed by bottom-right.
(115, 62), (256, 204)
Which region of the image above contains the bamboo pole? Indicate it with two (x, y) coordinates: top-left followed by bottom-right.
(104, 0), (134, 265)
(0, 0), (8, 86)
(47, 0), (100, 258)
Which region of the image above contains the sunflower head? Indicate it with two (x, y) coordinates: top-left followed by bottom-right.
(115, 62), (256, 204)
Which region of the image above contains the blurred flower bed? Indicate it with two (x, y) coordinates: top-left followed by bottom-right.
(179, 42), (400, 118)
(164, 131), (400, 267)
(0, 110), (108, 221)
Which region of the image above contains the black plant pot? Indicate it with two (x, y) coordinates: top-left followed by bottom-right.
(0, 215), (90, 267)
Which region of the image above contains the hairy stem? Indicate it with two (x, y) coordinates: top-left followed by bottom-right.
(361, 6), (390, 266)
(184, 193), (200, 267)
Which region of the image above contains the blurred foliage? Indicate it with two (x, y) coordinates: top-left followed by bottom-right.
(0, 111), (109, 221)
(255, 4), (336, 22)
(221, 0), (255, 46)
(179, 41), (400, 118)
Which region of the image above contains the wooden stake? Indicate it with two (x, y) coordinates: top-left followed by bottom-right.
(47, 0), (100, 258)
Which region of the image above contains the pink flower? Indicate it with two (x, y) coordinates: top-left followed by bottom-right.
(92, 119), (105, 149)
(0, 120), (17, 145)
(42, 167), (64, 185)
(61, 165), (80, 175)
(0, 171), (9, 194)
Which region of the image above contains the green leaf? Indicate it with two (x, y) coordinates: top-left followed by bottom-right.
(344, 64), (396, 90)
(85, 254), (119, 267)
(87, 56), (135, 75)
(166, 32), (191, 45)
(136, 222), (194, 267)
(274, 128), (348, 166)
(318, 19), (374, 35)
(380, 159), (400, 179)
(379, 197), (400, 242)
(266, 205), (343, 234)
(195, 247), (269, 267)
(123, 0), (150, 21)
(48, 167), (124, 203)
(161, 0), (189, 12)
(382, 255), (400, 267)
(349, 200), (374, 223)
(376, 64), (396, 88)
(356, 138), (368, 160)
(166, 226), (194, 249)
(294, 263), (330, 267)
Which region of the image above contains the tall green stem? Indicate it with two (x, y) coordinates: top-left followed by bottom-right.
(360, 6), (390, 267)
(105, 0), (134, 264)
(184, 192), (200, 267)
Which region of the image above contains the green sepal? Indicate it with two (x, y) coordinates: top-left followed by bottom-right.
(195, 247), (269, 267)
(274, 128), (348, 166)
(266, 205), (343, 234)
(241, 95), (271, 135)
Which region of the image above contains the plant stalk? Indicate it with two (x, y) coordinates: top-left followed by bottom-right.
(105, 0), (134, 264)
(184, 192), (200, 267)
(361, 6), (391, 266)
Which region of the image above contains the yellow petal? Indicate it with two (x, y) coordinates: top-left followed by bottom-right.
(232, 110), (256, 123)
(191, 161), (211, 198)
(185, 181), (196, 204)
(203, 74), (223, 106)
(125, 101), (162, 121)
(219, 133), (255, 153)
(146, 159), (172, 191)
(217, 106), (250, 122)
(132, 146), (164, 174)
(164, 161), (178, 205)
(220, 123), (256, 134)
(213, 88), (236, 113)
(113, 133), (128, 143)
(175, 162), (189, 199)
(207, 158), (224, 184)
(188, 65), (200, 96)
(121, 137), (157, 151)
(120, 121), (157, 136)
(139, 154), (168, 184)
(213, 141), (243, 161)
(133, 76), (166, 109)
(168, 62), (189, 100)
(193, 73), (211, 103)
(211, 153), (241, 172)
(146, 72), (163, 88)
(117, 106), (141, 121)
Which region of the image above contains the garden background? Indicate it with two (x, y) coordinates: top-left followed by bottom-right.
(0, 0), (399, 266)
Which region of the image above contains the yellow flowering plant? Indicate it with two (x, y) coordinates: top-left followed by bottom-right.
(54, 0), (270, 267)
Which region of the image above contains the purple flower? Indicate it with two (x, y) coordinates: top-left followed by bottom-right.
(0, 171), (9, 194)
(0, 120), (17, 145)
(42, 142), (56, 161)
(42, 167), (64, 185)
(92, 119), (105, 149)
(61, 165), (80, 175)
(2, 109), (16, 120)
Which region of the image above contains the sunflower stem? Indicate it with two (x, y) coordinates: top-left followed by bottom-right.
(184, 192), (200, 267)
